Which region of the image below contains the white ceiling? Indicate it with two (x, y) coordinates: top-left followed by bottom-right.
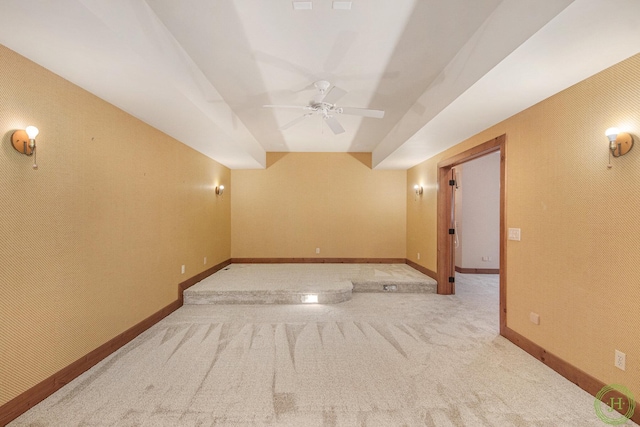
(1, 0), (640, 169)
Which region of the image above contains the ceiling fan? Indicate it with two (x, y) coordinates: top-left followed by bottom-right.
(263, 80), (385, 135)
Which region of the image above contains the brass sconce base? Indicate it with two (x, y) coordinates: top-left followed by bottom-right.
(610, 132), (633, 157)
(11, 129), (34, 155)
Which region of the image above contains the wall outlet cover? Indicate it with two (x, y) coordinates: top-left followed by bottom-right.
(529, 312), (540, 325)
(615, 350), (626, 371)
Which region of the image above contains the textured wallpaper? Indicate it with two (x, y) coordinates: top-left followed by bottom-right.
(231, 152), (407, 259)
(0, 44), (231, 406)
(408, 53), (640, 397)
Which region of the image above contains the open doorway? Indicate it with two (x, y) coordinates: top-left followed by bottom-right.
(453, 152), (501, 274)
(437, 134), (506, 333)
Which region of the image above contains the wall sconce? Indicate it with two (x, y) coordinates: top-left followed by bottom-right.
(11, 125), (39, 169)
(215, 185), (225, 196)
(605, 127), (634, 168)
(413, 185), (423, 201)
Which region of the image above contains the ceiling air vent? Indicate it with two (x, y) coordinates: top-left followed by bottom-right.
(293, 1), (312, 10)
(332, 1), (352, 10)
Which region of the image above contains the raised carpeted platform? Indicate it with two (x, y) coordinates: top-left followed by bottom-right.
(183, 263), (437, 305)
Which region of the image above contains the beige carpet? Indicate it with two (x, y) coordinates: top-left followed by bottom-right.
(9, 271), (636, 426)
(184, 264), (437, 305)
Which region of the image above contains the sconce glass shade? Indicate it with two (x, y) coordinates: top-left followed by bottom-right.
(604, 128), (620, 149)
(414, 185), (423, 195)
(215, 185), (225, 195)
(25, 126), (39, 139)
(604, 128), (620, 139)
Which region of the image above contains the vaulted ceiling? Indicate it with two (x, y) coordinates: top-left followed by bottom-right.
(1, 1), (640, 169)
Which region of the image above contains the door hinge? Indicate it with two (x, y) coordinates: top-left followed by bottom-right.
(448, 228), (455, 235)
(449, 179), (456, 186)
(449, 276), (455, 283)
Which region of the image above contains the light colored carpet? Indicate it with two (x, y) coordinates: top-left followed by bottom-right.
(184, 264), (437, 305)
(9, 273), (636, 426)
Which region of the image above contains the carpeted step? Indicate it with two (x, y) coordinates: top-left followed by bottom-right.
(184, 281), (352, 304)
(183, 264), (437, 305)
(352, 280), (437, 293)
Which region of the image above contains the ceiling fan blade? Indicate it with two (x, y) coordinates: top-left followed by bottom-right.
(320, 85), (347, 104)
(263, 104), (308, 110)
(280, 113), (312, 130)
(337, 106), (385, 119)
(324, 115), (345, 134)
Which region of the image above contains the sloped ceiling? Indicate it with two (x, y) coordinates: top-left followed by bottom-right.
(1, 0), (639, 169)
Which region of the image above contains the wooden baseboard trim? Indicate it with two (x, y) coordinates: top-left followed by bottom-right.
(503, 326), (638, 424)
(9, 261), (630, 424)
(0, 259), (230, 427)
(0, 301), (179, 426)
(230, 257), (406, 264)
(455, 266), (500, 274)
(404, 259), (438, 281)
(177, 259), (232, 304)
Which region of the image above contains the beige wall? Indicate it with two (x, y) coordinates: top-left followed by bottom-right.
(0, 45), (231, 406)
(407, 162), (438, 272)
(408, 54), (640, 396)
(231, 153), (406, 259)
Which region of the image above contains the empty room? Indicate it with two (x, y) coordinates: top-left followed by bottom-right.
(1, 1), (639, 426)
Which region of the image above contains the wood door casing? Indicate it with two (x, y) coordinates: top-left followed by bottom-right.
(436, 134), (506, 333)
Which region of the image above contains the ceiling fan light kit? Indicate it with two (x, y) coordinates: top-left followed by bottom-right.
(264, 80), (385, 135)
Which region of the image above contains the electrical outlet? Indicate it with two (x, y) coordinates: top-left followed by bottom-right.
(615, 350), (626, 371)
(181, 265), (185, 274)
(529, 312), (540, 325)
(316, 248), (320, 254)
(204, 257), (207, 265)
(417, 252), (421, 260)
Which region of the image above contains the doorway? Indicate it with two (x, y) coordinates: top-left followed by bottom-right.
(437, 134), (506, 333)
(453, 152), (500, 274)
